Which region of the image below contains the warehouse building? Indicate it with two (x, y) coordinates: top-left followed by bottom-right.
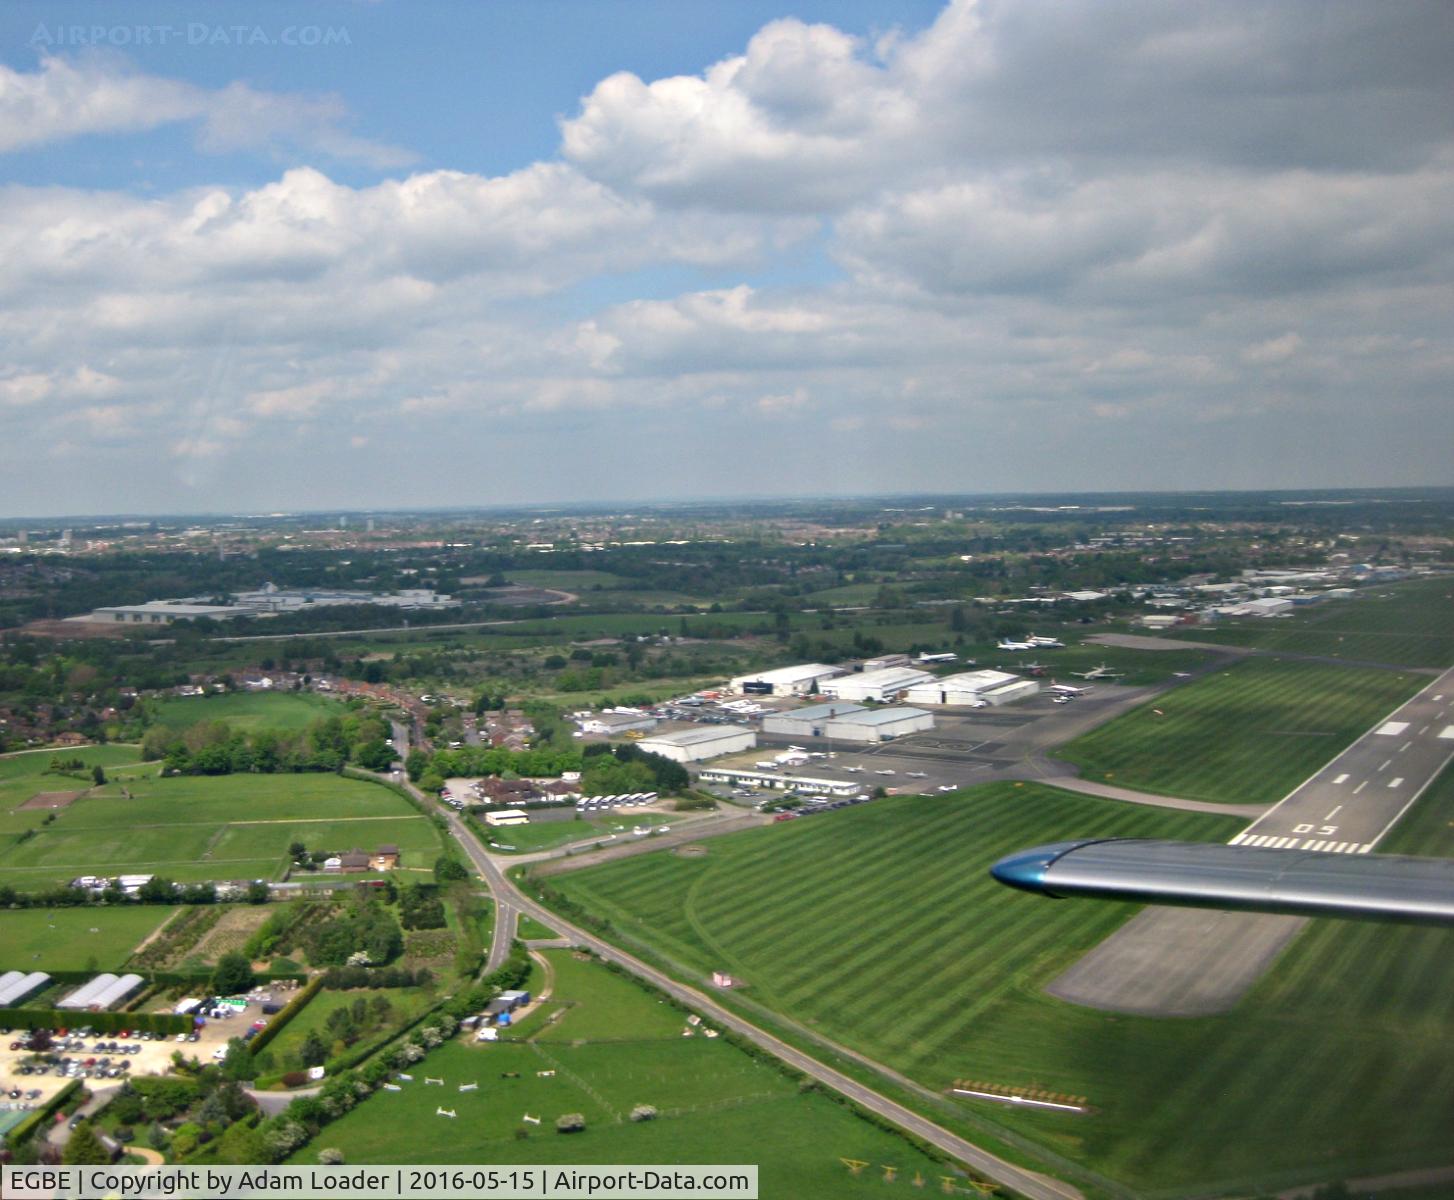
(0, 970), (49, 1006)
(762, 702), (868, 738)
(637, 725), (756, 763)
(822, 706), (934, 742)
(728, 663), (846, 696)
(980, 679), (1040, 705)
(820, 666), (933, 704)
(576, 710), (658, 736)
(904, 669), (1019, 706)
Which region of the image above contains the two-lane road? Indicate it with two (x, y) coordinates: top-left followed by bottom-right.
(1231, 665), (1454, 853)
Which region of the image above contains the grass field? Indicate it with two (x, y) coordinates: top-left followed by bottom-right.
(0, 771), (442, 889)
(291, 951), (950, 1196)
(0, 745), (143, 834)
(1165, 575), (1454, 668)
(543, 785), (1454, 1193)
(0, 904), (178, 970)
(478, 812), (673, 856)
(1057, 657), (1426, 804)
(1379, 761), (1454, 858)
(265, 986), (435, 1071)
(151, 690), (342, 731)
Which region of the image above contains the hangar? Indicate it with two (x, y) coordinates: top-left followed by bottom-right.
(904, 669), (1019, 706)
(822, 706), (934, 742)
(762, 702), (867, 737)
(637, 725), (757, 763)
(820, 666), (934, 704)
(728, 663), (847, 696)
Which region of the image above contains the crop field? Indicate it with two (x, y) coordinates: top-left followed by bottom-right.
(291, 952), (949, 1196)
(0, 772), (441, 889)
(1057, 657), (1426, 804)
(151, 690), (342, 731)
(1165, 576), (1454, 668)
(545, 785), (1454, 1193)
(0, 904), (178, 970)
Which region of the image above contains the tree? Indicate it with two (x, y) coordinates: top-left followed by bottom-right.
(91, 764), (106, 786)
(62, 1122), (111, 1164)
(220, 1039), (256, 1081)
(245, 880), (270, 904)
(433, 855), (468, 883)
(300, 1030), (328, 1068)
(212, 951), (254, 996)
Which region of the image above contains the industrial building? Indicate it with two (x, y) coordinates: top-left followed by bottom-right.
(637, 725), (757, 763)
(576, 710), (658, 736)
(89, 602), (261, 626)
(698, 766), (860, 796)
(0, 970), (49, 1006)
(484, 809), (530, 827)
(728, 663), (846, 696)
(821, 706), (934, 742)
(761, 702), (868, 737)
(979, 679), (1040, 705)
(904, 670), (1019, 706)
(819, 666), (933, 704)
(57, 973), (143, 1011)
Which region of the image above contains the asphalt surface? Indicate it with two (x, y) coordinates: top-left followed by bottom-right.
(442, 803), (1083, 1200)
(1229, 664), (1454, 854)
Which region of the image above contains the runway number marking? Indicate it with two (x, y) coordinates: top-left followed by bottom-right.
(1375, 722), (1409, 736)
(1293, 823), (1339, 836)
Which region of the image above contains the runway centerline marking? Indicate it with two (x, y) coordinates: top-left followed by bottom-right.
(1325, 805), (1342, 819)
(1378, 758), (1392, 771)
(1399, 741), (1412, 752)
(1353, 781), (1368, 794)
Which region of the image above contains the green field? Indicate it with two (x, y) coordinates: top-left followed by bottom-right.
(479, 812), (673, 855)
(1058, 657), (1426, 804)
(0, 772), (442, 889)
(1379, 761), (1454, 858)
(151, 690), (342, 731)
(264, 986), (435, 1072)
(0, 745), (144, 834)
(1166, 575), (1454, 668)
(290, 951), (950, 1196)
(0, 904), (178, 970)
(543, 785), (1454, 1193)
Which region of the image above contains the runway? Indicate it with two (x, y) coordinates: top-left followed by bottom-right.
(1229, 665), (1454, 853)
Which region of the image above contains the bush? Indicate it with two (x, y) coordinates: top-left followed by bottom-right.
(555, 1113), (585, 1134)
(318, 1148), (345, 1165)
(629, 1104), (657, 1122)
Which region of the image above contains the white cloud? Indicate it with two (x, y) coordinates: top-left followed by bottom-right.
(0, 53), (412, 166)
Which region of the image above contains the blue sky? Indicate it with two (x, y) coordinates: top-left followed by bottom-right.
(0, 0), (1450, 516)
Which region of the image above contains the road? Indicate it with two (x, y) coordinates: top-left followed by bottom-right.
(1229, 664), (1454, 853)
(441, 808), (1082, 1200)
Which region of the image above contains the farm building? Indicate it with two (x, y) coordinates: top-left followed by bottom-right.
(576, 710), (658, 736)
(0, 971), (49, 1006)
(821, 706), (934, 742)
(57, 973), (143, 1011)
(728, 663), (846, 696)
(762, 702), (868, 737)
(904, 670), (1020, 706)
(819, 666), (934, 703)
(637, 725), (757, 763)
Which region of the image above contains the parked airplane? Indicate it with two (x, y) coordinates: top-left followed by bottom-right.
(1017, 659), (1048, 676)
(1049, 682), (1091, 695)
(916, 652), (959, 663)
(997, 639), (1034, 651)
(1026, 635), (1064, 648)
(1071, 663), (1124, 680)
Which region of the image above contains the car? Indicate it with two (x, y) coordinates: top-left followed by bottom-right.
(26, 1089), (40, 1100)
(175, 1033), (188, 1042)
(118, 1060), (130, 1070)
(187, 1032), (199, 1042)
(7, 1042), (19, 1051)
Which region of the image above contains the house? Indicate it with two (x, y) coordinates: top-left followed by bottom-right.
(337, 850), (371, 873)
(370, 845), (400, 870)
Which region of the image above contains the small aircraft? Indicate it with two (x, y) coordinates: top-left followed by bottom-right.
(1049, 682), (1091, 695)
(1071, 663), (1124, 680)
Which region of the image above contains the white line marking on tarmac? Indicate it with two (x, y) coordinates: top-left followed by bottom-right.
(1419, 725), (1430, 735)
(1353, 781), (1368, 794)
(1333, 773), (1349, 784)
(1389, 777), (1404, 788)
(1325, 806), (1342, 819)
(1359, 844), (1373, 853)
(1399, 741), (1412, 752)
(1439, 726), (1454, 740)
(1375, 721), (1409, 736)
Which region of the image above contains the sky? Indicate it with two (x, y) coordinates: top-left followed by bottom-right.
(0, 0), (1451, 517)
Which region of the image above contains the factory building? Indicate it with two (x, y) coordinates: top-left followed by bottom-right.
(761, 703), (868, 738)
(728, 663), (846, 696)
(0, 970), (50, 1006)
(637, 725), (757, 763)
(90, 602), (260, 626)
(821, 707), (934, 743)
(904, 669), (1020, 706)
(819, 666), (934, 704)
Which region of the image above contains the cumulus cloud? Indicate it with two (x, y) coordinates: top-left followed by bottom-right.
(0, 53), (413, 166)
